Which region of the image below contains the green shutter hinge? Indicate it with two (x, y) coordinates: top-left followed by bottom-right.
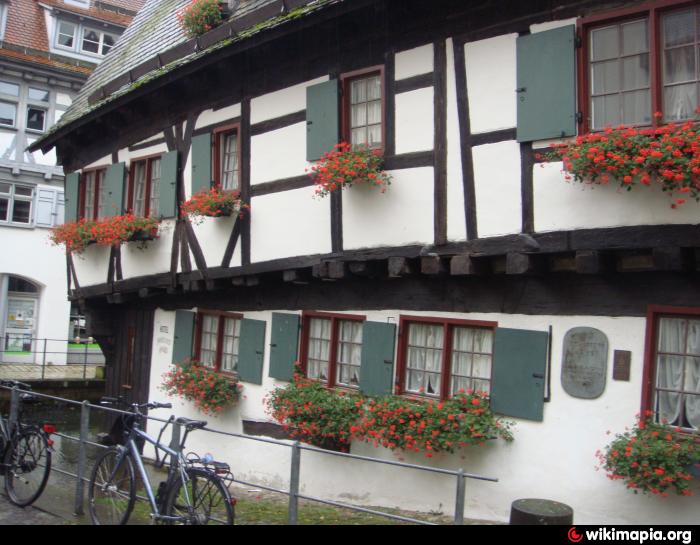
(575, 111), (584, 124)
(574, 34), (582, 48)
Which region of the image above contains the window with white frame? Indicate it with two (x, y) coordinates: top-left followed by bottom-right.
(81, 27), (118, 56)
(0, 183), (34, 225)
(55, 18), (120, 58)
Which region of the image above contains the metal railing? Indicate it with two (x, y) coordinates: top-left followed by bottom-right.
(0, 385), (498, 525)
(0, 337), (105, 380)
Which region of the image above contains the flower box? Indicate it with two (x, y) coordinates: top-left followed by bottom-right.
(181, 186), (248, 224)
(307, 142), (392, 198)
(128, 228), (159, 242)
(50, 215), (161, 254)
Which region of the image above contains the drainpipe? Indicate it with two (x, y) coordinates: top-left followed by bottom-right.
(0, 274), (8, 361)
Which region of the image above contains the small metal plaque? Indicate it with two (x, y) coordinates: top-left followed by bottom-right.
(613, 350), (632, 381)
(561, 327), (609, 399)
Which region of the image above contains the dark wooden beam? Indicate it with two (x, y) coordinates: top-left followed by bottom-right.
(421, 255), (446, 275)
(652, 247), (690, 272)
(450, 254), (489, 276)
(433, 39), (447, 246)
(506, 252), (543, 275)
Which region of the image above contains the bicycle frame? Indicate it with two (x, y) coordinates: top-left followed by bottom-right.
(104, 422), (193, 523)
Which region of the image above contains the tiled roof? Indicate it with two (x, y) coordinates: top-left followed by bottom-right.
(36, 0), (343, 147)
(0, 47), (93, 76)
(5, 0), (51, 52)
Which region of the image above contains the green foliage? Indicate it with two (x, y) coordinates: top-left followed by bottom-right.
(597, 413), (699, 497)
(161, 361), (242, 416)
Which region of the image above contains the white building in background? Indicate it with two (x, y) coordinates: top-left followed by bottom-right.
(0, 0), (142, 363)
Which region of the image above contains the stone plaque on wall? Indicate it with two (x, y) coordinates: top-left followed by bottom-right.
(561, 327), (609, 399)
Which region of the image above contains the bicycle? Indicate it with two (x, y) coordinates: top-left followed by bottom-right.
(87, 398), (235, 525)
(0, 380), (54, 507)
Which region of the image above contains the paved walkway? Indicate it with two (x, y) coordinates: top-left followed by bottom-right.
(0, 364), (102, 381)
(0, 494), (71, 525)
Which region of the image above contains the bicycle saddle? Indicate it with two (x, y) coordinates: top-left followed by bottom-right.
(175, 417), (207, 430)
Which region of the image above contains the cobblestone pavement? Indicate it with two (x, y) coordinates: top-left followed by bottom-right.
(0, 364), (101, 381)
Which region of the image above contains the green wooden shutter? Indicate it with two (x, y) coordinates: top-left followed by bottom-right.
(516, 25), (576, 142)
(238, 319), (266, 385)
(172, 310), (195, 364)
(65, 172), (80, 223)
(159, 150), (178, 219)
(268, 313), (300, 381)
(491, 327), (549, 422)
(191, 133), (212, 195)
(306, 79), (339, 161)
(359, 321), (396, 397)
(103, 162), (126, 217)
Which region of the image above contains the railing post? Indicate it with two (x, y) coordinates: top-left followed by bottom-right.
(83, 340), (89, 380)
(288, 441), (301, 525)
(41, 338), (47, 380)
(454, 468), (466, 525)
(74, 400), (90, 516)
(9, 386), (20, 434)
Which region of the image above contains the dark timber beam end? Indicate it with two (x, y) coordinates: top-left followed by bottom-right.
(450, 254), (489, 276)
(506, 253), (543, 275)
(616, 252), (654, 273)
(283, 269), (311, 283)
(388, 257), (415, 278)
(652, 247), (690, 272)
(327, 261), (347, 280)
(311, 262), (327, 279)
(576, 250), (605, 275)
(421, 256), (446, 275)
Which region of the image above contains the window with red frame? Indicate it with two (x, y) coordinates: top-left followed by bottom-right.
(213, 125), (240, 192)
(398, 318), (495, 400)
(584, 3), (700, 131)
(127, 156), (161, 218)
(79, 169), (107, 220)
(342, 69), (384, 151)
(300, 313), (364, 389)
(646, 310), (700, 431)
(194, 311), (242, 374)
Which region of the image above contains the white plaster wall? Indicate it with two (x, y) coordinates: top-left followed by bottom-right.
(250, 123), (307, 185)
(145, 307), (700, 525)
(343, 167), (434, 250)
(192, 215), (242, 269)
(72, 244), (110, 287)
(118, 140), (168, 164)
(250, 186), (331, 263)
(119, 221), (174, 279)
(395, 44), (433, 80)
(464, 34), (517, 134)
(534, 162), (700, 232)
(195, 104), (242, 130)
(530, 17), (578, 34)
(473, 140), (522, 237)
(251, 76), (328, 124)
(0, 226), (70, 364)
(84, 155), (112, 170)
(395, 87), (434, 155)
(446, 38), (467, 242)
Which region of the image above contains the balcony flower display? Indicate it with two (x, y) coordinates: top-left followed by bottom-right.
(596, 412), (699, 497)
(161, 360), (242, 416)
(543, 111), (700, 208)
(177, 0), (225, 38)
(307, 142), (392, 198)
(181, 186), (248, 224)
(49, 214), (161, 254)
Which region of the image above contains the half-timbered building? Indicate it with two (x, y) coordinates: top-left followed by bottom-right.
(31, 0), (700, 523)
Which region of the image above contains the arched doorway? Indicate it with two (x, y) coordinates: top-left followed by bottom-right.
(1, 275), (40, 363)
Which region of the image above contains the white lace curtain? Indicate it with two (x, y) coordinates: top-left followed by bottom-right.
(657, 317), (700, 430)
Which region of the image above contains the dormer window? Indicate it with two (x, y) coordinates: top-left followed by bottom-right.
(55, 18), (120, 58)
(56, 21), (77, 49)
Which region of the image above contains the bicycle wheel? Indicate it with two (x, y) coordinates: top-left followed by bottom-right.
(4, 428), (51, 507)
(88, 448), (136, 525)
(164, 468), (234, 525)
